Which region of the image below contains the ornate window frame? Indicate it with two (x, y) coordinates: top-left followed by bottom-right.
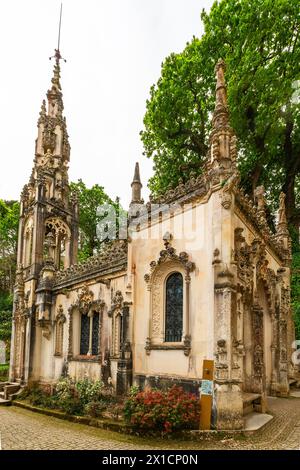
(108, 290), (124, 359)
(67, 285), (105, 362)
(45, 218), (71, 269)
(144, 234), (195, 356)
(164, 271), (184, 342)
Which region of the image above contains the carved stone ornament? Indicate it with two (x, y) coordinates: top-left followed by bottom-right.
(108, 290), (124, 318)
(56, 304), (66, 323)
(221, 191), (232, 209)
(183, 334), (191, 356)
(144, 233), (195, 286)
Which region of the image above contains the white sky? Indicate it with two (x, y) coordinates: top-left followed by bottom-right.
(0, 0), (213, 208)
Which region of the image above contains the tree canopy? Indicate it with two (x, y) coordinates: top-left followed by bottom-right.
(70, 180), (122, 261)
(141, 0), (300, 230)
(0, 199), (19, 293)
(0, 200), (19, 353)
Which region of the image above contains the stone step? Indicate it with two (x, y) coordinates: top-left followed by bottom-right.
(0, 397), (11, 406)
(1, 383), (21, 400)
(242, 392), (262, 416)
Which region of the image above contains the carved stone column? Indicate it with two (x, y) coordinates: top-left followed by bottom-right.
(278, 318), (289, 396)
(183, 274), (191, 356)
(116, 305), (132, 395)
(270, 306), (279, 396)
(67, 307), (73, 360)
(214, 267), (243, 430)
(251, 302), (265, 394)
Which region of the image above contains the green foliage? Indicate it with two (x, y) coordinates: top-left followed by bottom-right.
(84, 400), (107, 418)
(0, 363), (9, 381)
(292, 251), (300, 339)
(54, 376), (105, 415)
(0, 199), (19, 353)
(141, 0), (300, 228)
(0, 199), (19, 292)
(123, 386), (200, 435)
(70, 180), (124, 261)
(75, 377), (103, 405)
(0, 292), (13, 356)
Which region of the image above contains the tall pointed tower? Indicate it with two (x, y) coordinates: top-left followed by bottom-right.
(206, 58), (238, 187)
(10, 49), (78, 383)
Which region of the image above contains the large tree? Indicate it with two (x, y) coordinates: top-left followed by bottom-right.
(141, 0), (300, 231)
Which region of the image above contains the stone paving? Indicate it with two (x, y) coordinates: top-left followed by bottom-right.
(0, 396), (300, 450)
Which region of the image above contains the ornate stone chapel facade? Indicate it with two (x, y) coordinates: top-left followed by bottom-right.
(9, 49), (296, 429)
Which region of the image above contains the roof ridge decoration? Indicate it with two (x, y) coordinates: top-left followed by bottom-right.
(54, 240), (128, 286)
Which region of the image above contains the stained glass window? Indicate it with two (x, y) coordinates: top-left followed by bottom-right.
(92, 312), (100, 356)
(80, 314), (90, 355)
(165, 272), (183, 342)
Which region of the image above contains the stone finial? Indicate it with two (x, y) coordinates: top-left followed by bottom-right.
(254, 185), (266, 220)
(278, 192), (287, 225)
(39, 100), (47, 121)
(130, 162), (143, 204)
(212, 58), (229, 130)
(277, 192), (288, 236)
(215, 59), (227, 107)
(206, 58), (238, 185)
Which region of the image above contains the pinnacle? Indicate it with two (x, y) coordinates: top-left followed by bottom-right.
(132, 162), (142, 185)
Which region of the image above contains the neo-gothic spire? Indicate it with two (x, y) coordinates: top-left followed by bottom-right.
(205, 58), (238, 186)
(130, 162), (143, 205)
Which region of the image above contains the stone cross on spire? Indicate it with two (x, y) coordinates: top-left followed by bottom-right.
(49, 4), (66, 95)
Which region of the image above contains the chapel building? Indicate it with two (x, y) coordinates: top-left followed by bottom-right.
(9, 49), (296, 429)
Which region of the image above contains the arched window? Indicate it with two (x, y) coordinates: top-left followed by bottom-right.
(80, 312), (100, 356)
(92, 312), (100, 355)
(80, 314), (90, 355)
(54, 307), (66, 357)
(165, 272), (183, 342)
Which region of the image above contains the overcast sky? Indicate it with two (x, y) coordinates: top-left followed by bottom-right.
(0, 0), (213, 208)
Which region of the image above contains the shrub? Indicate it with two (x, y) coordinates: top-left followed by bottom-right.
(124, 385), (199, 435)
(75, 377), (103, 405)
(19, 377), (109, 418)
(84, 400), (107, 418)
